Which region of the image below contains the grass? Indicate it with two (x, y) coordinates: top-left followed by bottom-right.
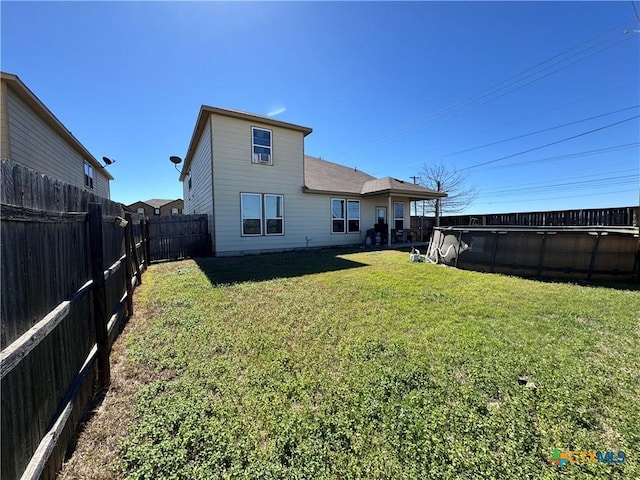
(64, 249), (639, 479)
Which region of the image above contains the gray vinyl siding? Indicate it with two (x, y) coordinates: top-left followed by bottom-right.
(5, 86), (110, 198)
(183, 117), (214, 244)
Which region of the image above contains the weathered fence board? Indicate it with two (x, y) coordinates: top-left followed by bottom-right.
(433, 206), (638, 227)
(1, 160), (209, 480)
(1, 161), (148, 480)
(148, 214), (209, 262)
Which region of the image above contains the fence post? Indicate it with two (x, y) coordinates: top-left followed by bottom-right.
(124, 213), (134, 316)
(88, 203), (110, 388)
(143, 218), (151, 265)
(127, 214), (143, 286)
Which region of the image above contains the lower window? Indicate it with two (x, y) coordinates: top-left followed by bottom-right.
(331, 198), (360, 233)
(241, 193), (284, 236)
(394, 202), (404, 230)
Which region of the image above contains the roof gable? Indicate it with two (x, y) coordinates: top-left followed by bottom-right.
(180, 105), (313, 181)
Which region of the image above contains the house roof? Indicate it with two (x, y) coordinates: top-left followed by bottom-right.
(304, 155), (447, 200)
(180, 105), (313, 181)
(128, 199), (183, 209)
(303, 155), (376, 195)
(360, 177), (446, 198)
(0, 72), (114, 181)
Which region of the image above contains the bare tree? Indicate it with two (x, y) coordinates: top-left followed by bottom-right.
(416, 162), (478, 216)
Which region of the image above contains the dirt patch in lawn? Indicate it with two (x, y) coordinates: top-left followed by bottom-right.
(58, 288), (154, 479)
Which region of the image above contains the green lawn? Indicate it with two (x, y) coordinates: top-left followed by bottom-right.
(117, 249), (639, 479)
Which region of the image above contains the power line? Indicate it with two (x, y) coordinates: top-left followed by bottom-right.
(337, 19), (637, 162)
(461, 115), (640, 170)
(479, 174), (638, 198)
(474, 188), (639, 205)
(444, 105), (639, 157)
(462, 79), (639, 144)
(477, 142), (640, 171)
(480, 169), (638, 194)
(632, 1), (640, 23)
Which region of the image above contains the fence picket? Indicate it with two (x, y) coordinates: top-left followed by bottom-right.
(1, 161), (147, 480)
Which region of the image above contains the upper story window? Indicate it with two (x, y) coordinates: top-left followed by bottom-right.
(252, 127), (272, 165)
(171, 208), (179, 215)
(154, 208), (160, 215)
(83, 161), (94, 189)
(137, 208), (145, 215)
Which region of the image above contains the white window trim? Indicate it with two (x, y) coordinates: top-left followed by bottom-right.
(347, 200), (360, 233)
(83, 161), (94, 190)
(394, 201), (405, 230)
(331, 198), (346, 234)
(241, 193), (263, 236)
(241, 193), (285, 237)
(251, 127), (273, 165)
(264, 194), (284, 236)
(331, 198), (360, 234)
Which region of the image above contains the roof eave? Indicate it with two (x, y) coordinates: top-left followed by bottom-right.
(1, 72), (114, 181)
(302, 186), (362, 197)
(361, 188), (448, 199)
(203, 106), (313, 136)
(181, 106), (313, 182)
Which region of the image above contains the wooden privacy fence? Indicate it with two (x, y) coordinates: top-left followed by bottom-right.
(0, 161), (147, 480)
(148, 214), (210, 262)
(411, 206), (638, 242)
(436, 206), (638, 227)
(1, 160), (211, 480)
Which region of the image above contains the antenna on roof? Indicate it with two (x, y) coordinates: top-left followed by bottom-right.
(354, 166), (357, 172)
(101, 156), (116, 167)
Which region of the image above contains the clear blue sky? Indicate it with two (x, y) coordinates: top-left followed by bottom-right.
(2, 1), (638, 214)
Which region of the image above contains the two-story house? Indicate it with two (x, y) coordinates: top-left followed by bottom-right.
(1, 72), (112, 198)
(127, 199), (184, 217)
(179, 106), (446, 256)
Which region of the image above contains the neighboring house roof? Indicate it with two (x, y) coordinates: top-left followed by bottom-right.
(0, 71), (114, 181)
(145, 198), (181, 209)
(128, 199), (182, 209)
(180, 105), (313, 181)
(303, 155), (446, 200)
